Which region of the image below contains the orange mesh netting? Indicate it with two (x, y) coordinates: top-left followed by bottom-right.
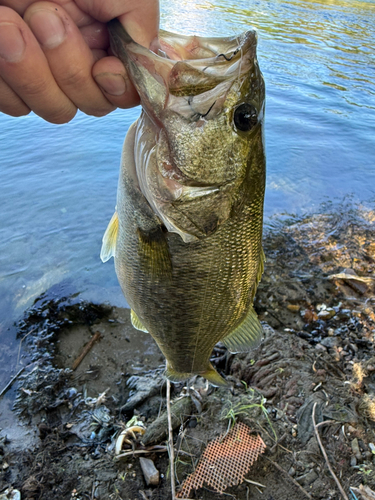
(176, 422), (266, 498)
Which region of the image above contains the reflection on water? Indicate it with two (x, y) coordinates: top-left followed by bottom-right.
(0, 0), (374, 324)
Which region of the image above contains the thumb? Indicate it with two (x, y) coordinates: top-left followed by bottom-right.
(76, 0), (159, 47)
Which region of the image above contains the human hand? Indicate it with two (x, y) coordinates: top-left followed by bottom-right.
(0, 0), (159, 123)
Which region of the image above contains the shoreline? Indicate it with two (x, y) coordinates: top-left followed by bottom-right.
(0, 204), (374, 499)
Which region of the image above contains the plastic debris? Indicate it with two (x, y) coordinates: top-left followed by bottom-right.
(176, 422), (266, 497)
(139, 457), (159, 486)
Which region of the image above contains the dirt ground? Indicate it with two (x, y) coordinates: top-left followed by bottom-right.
(0, 204), (375, 500)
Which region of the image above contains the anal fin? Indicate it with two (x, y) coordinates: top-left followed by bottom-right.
(130, 309), (148, 333)
(222, 306), (263, 354)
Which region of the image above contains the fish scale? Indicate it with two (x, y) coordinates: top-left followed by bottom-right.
(101, 20), (266, 386)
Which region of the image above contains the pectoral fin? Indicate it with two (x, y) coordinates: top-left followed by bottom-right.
(137, 227), (172, 279)
(100, 211), (119, 263)
(222, 306), (263, 354)
(130, 309), (148, 333)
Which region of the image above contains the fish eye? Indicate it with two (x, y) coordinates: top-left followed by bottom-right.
(233, 103), (258, 132)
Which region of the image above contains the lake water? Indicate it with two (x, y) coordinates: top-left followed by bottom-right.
(0, 0), (374, 324)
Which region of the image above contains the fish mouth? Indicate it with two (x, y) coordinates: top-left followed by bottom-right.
(109, 20), (262, 241)
(107, 19), (257, 113)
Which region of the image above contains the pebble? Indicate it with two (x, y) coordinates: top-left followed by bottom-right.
(320, 337), (340, 348)
(288, 467), (296, 477)
(318, 308), (336, 320)
(296, 469), (318, 486)
(139, 457), (159, 486)
(315, 343), (327, 352)
(287, 304), (301, 313)
(350, 456), (357, 467)
(338, 309), (351, 320)
(351, 438), (361, 460)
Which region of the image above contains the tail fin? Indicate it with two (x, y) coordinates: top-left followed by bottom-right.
(165, 362), (228, 387)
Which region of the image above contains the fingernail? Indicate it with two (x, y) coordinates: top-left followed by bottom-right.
(28, 10), (66, 49)
(95, 74), (127, 96)
(0, 24), (25, 62)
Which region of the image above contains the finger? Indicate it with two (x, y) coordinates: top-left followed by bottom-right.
(92, 56), (140, 109)
(79, 21), (108, 50)
(0, 75), (30, 116)
(75, 0), (159, 47)
(24, 2), (115, 117)
(118, 0), (159, 49)
(0, 6), (77, 123)
(1, 0), (94, 27)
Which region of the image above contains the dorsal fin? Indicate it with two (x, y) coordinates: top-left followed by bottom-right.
(222, 306), (263, 354)
(130, 309), (148, 333)
(100, 211), (119, 263)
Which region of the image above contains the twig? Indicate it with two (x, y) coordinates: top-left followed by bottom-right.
(312, 402), (349, 500)
(266, 458), (313, 500)
(270, 432), (287, 453)
(114, 446), (194, 461)
(244, 478), (266, 488)
(316, 419), (336, 429)
(167, 377), (176, 499)
(72, 331), (101, 370)
(0, 367), (25, 399)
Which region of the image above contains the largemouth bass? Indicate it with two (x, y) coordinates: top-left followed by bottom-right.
(101, 19), (266, 386)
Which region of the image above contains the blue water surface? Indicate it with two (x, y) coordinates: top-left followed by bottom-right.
(0, 0), (374, 323)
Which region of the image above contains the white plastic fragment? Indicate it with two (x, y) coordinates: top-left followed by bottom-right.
(139, 457), (160, 486)
(0, 488), (21, 500)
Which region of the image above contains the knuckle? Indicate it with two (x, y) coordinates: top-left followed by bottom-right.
(58, 66), (88, 89)
(17, 76), (51, 98)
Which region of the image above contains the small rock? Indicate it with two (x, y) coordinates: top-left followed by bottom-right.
(296, 469), (318, 486)
(320, 337), (340, 348)
(369, 443), (375, 454)
(351, 438), (361, 460)
(328, 328), (334, 336)
(139, 457), (159, 486)
(315, 343), (327, 352)
(350, 456), (357, 467)
(287, 304), (301, 313)
(338, 309), (351, 319)
(288, 467), (296, 477)
(318, 308), (336, 320)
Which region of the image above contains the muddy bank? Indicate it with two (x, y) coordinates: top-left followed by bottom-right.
(0, 205), (374, 500)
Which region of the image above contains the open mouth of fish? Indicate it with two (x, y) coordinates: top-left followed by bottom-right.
(108, 20), (263, 241)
